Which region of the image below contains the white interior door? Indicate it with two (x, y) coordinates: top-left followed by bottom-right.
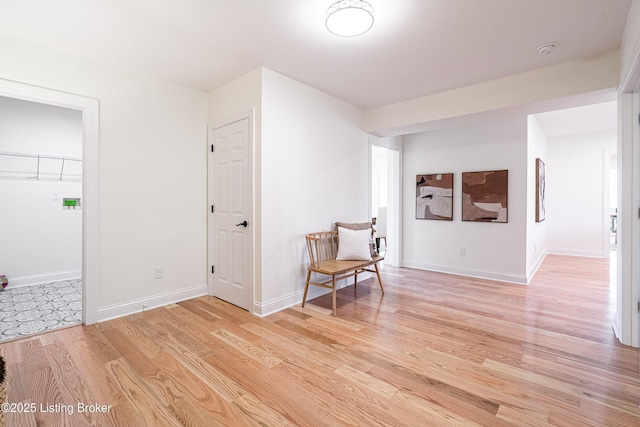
(211, 118), (252, 311)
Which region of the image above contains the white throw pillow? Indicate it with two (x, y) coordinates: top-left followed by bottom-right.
(336, 227), (372, 261)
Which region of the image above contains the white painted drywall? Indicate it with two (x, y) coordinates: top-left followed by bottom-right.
(365, 51), (620, 137)
(208, 67), (370, 315)
(260, 68), (369, 312)
(402, 116), (528, 283)
(0, 96), (82, 286)
(546, 131), (616, 257)
(209, 68), (262, 127)
(526, 115), (548, 278)
(0, 34), (209, 317)
(208, 67), (263, 303)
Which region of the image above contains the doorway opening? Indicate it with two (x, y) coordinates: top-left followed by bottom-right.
(608, 152), (618, 251)
(534, 101), (619, 328)
(0, 78), (100, 329)
(605, 150), (618, 310)
(0, 96), (83, 341)
(371, 143), (400, 266)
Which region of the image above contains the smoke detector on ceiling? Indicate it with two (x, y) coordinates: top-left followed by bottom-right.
(537, 43), (557, 55)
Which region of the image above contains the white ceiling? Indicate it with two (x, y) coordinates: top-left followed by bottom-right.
(534, 101), (618, 138)
(0, 0), (632, 110)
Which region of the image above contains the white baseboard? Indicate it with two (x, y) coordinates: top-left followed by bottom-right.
(526, 251), (548, 284)
(253, 273), (369, 317)
(401, 260), (528, 285)
(546, 249), (606, 258)
(253, 291), (302, 317)
(5, 270), (82, 288)
(612, 316), (622, 343)
(97, 283), (208, 323)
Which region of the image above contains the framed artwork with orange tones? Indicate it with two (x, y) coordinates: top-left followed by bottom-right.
(462, 170), (508, 223)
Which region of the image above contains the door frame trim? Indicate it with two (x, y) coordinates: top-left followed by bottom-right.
(207, 108), (256, 313)
(0, 78), (100, 325)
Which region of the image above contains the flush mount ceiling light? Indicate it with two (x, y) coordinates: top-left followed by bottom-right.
(326, 0), (374, 37)
(537, 43), (557, 55)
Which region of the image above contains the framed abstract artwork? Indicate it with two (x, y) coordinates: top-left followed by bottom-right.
(416, 173), (453, 220)
(462, 170), (508, 223)
(536, 158), (546, 222)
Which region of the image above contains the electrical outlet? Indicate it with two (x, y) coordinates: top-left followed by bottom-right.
(154, 267), (163, 279)
(459, 248), (466, 256)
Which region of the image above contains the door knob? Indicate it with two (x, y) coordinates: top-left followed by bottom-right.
(236, 220), (248, 227)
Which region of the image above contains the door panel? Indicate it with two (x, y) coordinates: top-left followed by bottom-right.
(211, 118), (252, 310)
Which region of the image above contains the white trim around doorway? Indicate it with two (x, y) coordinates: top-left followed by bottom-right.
(0, 78), (100, 325)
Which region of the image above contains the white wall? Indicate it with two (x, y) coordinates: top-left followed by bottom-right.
(371, 145), (387, 219)
(0, 96), (82, 157)
(259, 68), (369, 314)
(526, 116), (548, 277)
(0, 96), (82, 286)
(546, 131), (616, 257)
(209, 68), (262, 125)
(0, 34), (209, 320)
(402, 116), (528, 283)
(208, 67), (370, 316)
(208, 67), (263, 301)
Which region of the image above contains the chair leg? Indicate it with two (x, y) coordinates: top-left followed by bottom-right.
(302, 270), (311, 307)
(331, 275), (337, 317)
(374, 263), (385, 294)
(354, 271), (358, 288)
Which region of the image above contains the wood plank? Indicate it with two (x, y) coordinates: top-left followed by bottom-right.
(105, 358), (183, 427)
(334, 364), (399, 398)
(42, 339), (102, 427)
(0, 254), (637, 426)
(211, 329), (283, 369)
(26, 367), (72, 427)
(392, 390), (486, 427)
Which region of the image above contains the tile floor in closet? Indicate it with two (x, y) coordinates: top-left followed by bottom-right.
(0, 279), (81, 341)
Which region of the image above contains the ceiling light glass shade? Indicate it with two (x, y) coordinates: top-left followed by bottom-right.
(326, 0), (374, 37)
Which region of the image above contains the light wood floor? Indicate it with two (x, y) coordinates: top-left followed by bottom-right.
(1, 255), (638, 426)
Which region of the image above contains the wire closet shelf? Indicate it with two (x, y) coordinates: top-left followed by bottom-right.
(0, 151), (82, 181)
